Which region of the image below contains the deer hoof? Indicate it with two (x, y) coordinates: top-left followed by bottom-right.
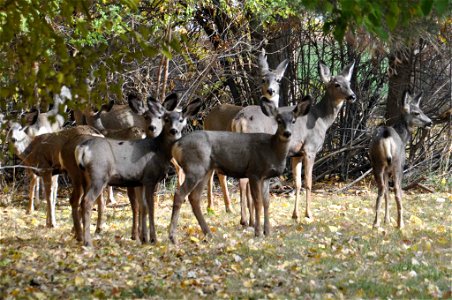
(240, 219), (248, 227)
(169, 235), (177, 244)
(291, 212), (299, 220)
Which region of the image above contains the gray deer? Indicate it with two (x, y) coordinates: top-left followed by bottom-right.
(203, 49), (288, 212)
(75, 94), (202, 246)
(168, 97), (311, 243)
(231, 61), (356, 224)
(369, 91), (432, 229)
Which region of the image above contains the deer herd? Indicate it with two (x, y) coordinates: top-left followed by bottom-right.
(4, 50), (432, 247)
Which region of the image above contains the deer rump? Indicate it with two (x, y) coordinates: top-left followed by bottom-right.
(372, 127), (402, 168)
(75, 138), (169, 187)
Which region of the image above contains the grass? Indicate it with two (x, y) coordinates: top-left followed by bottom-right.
(0, 183), (450, 299)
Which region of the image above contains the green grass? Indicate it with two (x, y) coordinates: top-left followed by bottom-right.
(0, 187), (450, 299)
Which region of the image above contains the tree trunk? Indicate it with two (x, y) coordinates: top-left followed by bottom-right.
(385, 48), (415, 125)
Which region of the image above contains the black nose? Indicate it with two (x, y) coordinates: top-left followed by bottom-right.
(148, 125), (156, 132)
(426, 121), (433, 128)
(169, 128), (178, 135)
(267, 89), (274, 96)
(347, 94), (356, 101)
(283, 131), (291, 138)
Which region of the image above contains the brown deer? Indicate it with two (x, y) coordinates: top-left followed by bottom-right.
(9, 86), (70, 215)
(75, 94), (201, 246)
(369, 91), (432, 228)
(168, 97), (311, 243)
(9, 125), (103, 228)
(203, 49), (288, 212)
(231, 61), (356, 224)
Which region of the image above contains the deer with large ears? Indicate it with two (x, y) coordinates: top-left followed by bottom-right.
(75, 94), (202, 246)
(168, 97), (311, 243)
(203, 48), (288, 213)
(369, 91), (432, 229)
(8, 86), (71, 218)
(230, 61), (356, 224)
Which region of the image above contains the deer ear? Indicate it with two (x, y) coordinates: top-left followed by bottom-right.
(318, 61), (331, 83)
(341, 61), (355, 82)
(162, 93), (179, 111)
(183, 98), (202, 118)
(258, 48), (269, 75)
(147, 96), (166, 116)
(293, 95), (312, 117)
(128, 94), (146, 115)
(260, 98), (278, 117)
(275, 59), (288, 81)
(402, 90), (412, 113)
(412, 92), (423, 106)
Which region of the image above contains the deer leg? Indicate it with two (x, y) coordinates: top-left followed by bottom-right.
(172, 157), (185, 188)
(127, 187), (139, 240)
(207, 171), (215, 210)
(373, 169), (385, 228)
(303, 154), (315, 219)
(249, 178), (263, 237)
(82, 179), (106, 247)
(246, 181), (254, 227)
(28, 172), (38, 213)
(262, 179), (271, 236)
(383, 173), (390, 224)
(42, 173), (56, 228)
(95, 192), (105, 234)
(169, 174), (202, 244)
(218, 174), (232, 213)
(239, 178), (249, 226)
(70, 181), (84, 241)
(291, 157), (302, 219)
(144, 184), (157, 244)
(188, 174), (212, 238)
(139, 188), (149, 244)
(394, 174), (404, 229)
(107, 186), (116, 205)
(51, 174), (58, 209)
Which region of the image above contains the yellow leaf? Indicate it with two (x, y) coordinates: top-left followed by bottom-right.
(436, 225), (446, 233)
(190, 236), (199, 243)
(243, 280), (253, 288)
(328, 225), (339, 233)
(231, 264), (240, 273)
(74, 275), (84, 286)
(409, 215), (423, 227)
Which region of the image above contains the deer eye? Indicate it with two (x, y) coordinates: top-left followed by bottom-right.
(11, 138), (16, 143)
(262, 79), (266, 84)
(292, 118), (296, 124)
(157, 116), (162, 120)
(276, 79), (281, 83)
(179, 118), (184, 123)
(334, 83), (340, 88)
(413, 112), (420, 116)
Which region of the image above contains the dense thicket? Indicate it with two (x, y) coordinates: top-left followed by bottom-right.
(0, 0), (450, 189)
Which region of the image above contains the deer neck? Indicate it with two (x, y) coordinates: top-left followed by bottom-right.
(393, 117), (411, 145)
(312, 93), (344, 129)
(155, 132), (178, 159)
(263, 95), (279, 108)
(271, 133), (291, 160)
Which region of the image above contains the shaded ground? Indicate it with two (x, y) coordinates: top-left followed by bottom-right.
(0, 182), (451, 299)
